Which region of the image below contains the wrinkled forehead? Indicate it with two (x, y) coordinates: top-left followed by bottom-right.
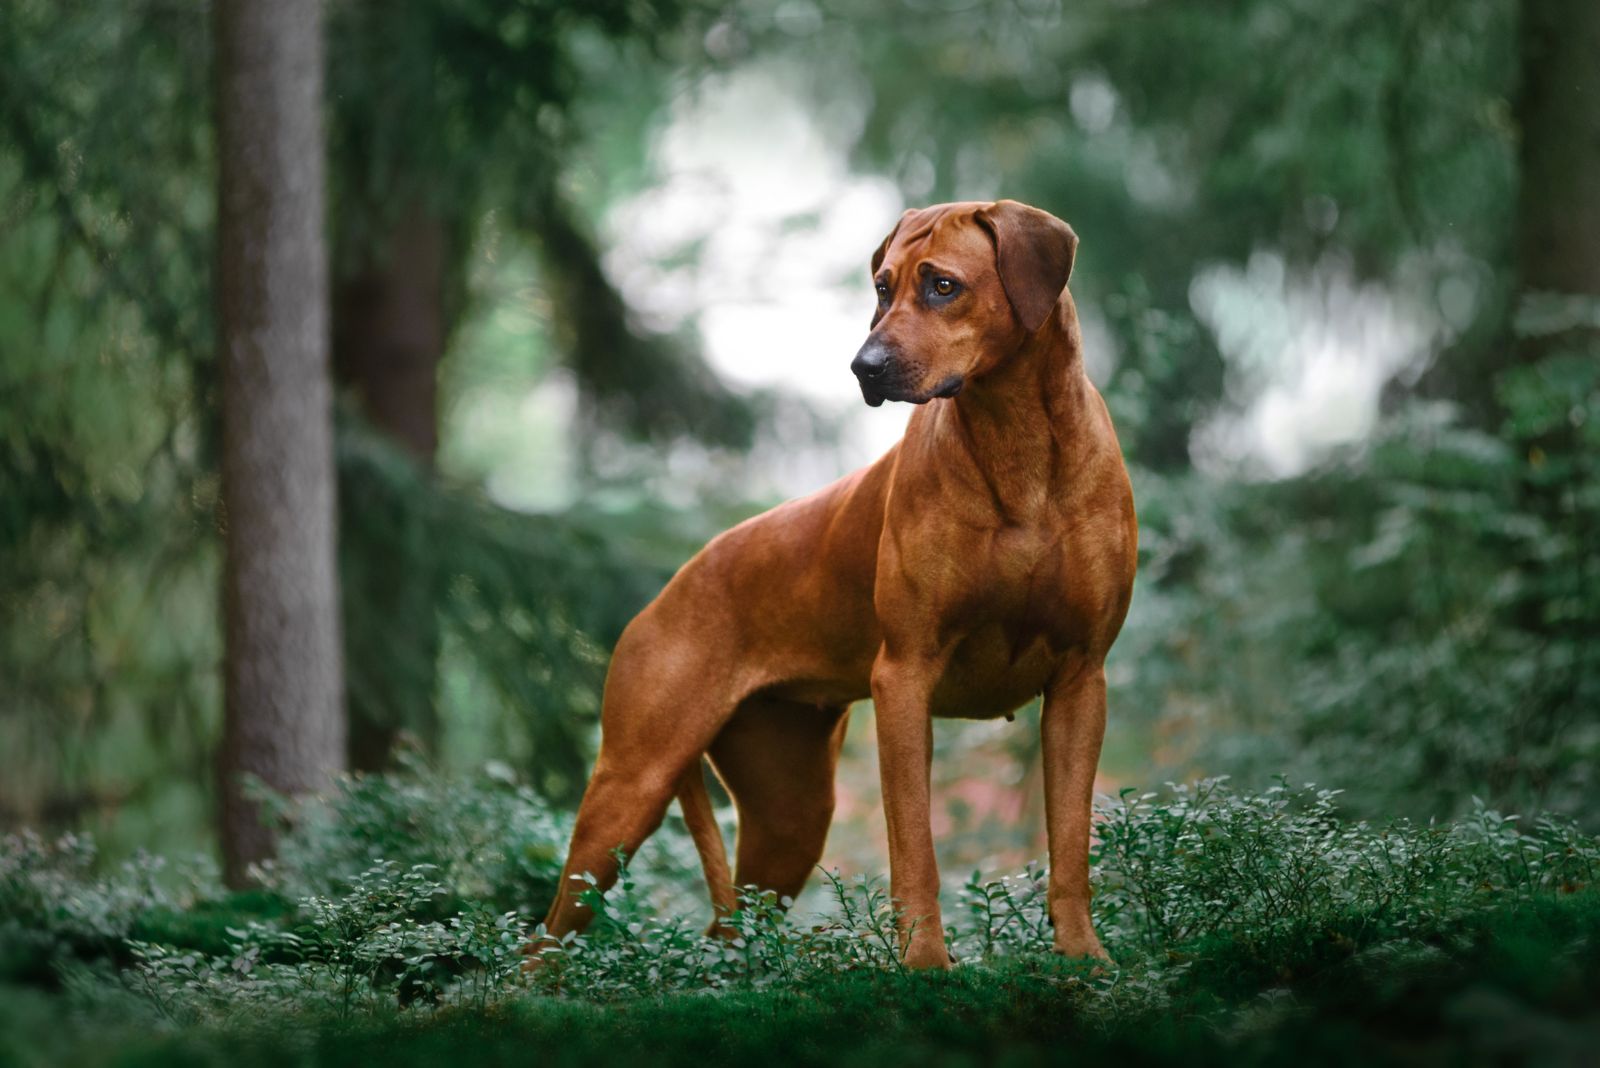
(880, 202), (994, 274)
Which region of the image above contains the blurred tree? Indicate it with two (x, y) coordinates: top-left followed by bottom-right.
(733, 0), (1514, 464)
(322, 0), (761, 771)
(213, 0), (345, 883)
(0, 2), (220, 852)
(718, 0), (1597, 820)
(334, 198), (453, 770)
(1514, 0), (1600, 370)
(0, 0), (759, 842)
(1490, 0), (1600, 793)
(3, 0), (1594, 853)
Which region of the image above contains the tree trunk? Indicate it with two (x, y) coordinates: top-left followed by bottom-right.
(214, 0), (344, 886)
(334, 204), (448, 463)
(1502, 0), (1600, 788)
(333, 203), (450, 771)
(1515, 0), (1600, 359)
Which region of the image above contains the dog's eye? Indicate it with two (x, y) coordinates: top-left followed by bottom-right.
(932, 277), (957, 297)
(875, 283), (890, 303)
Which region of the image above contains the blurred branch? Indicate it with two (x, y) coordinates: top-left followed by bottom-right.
(337, 417), (673, 800)
(519, 183), (762, 451)
(0, 65), (208, 370)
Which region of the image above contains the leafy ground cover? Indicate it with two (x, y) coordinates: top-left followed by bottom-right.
(2, 768), (1596, 1066)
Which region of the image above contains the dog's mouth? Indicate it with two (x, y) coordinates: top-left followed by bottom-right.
(858, 374), (964, 408)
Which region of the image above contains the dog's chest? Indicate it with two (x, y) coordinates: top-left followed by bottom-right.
(924, 522), (1091, 719)
(929, 622), (1063, 720)
(963, 509), (1084, 612)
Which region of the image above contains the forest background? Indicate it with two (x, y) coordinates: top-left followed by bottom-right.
(0, 2), (1597, 1060)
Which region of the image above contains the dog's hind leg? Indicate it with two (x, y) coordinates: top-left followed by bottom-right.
(531, 633), (741, 956)
(534, 756), (684, 950)
(708, 698), (849, 907)
(676, 757), (735, 922)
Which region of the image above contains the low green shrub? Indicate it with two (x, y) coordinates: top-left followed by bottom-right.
(4, 770), (1596, 1053)
(15, 892), (1600, 1068)
(123, 861), (526, 1022)
(1091, 778), (1597, 964)
(0, 829), (213, 984)
(528, 860), (914, 1000)
(257, 753), (573, 917)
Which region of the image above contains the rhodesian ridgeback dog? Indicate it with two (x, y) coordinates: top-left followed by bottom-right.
(528, 199), (1137, 970)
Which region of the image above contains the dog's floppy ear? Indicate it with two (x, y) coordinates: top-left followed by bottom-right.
(975, 200), (1077, 332)
(870, 209), (913, 275)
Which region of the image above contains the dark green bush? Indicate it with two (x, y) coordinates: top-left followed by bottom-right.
(0, 830), (207, 984)
(1116, 352), (1600, 824)
(256, 753), (572, 917)
(5, 769), (1597, 1068)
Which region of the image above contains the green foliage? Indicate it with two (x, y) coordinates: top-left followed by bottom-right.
(118, 856), (680, 1019)
(0, 830), (211, 986)
(326, 0), (761, 449)
(742, 0), (1517, 466)
(10, 897), (1600, 1067)
(1111, 347), (1600, 821)
(530, 862), (913, 999)
(0, 0), (754, 849)
(1091, 779), (1598, 979)
(9, 773), (1596, 1016)
(125, 862), (526, 1022)
(954, 861), (1051, 958)
(337, 429), (674, 798)
(4, 775), (1599, 1064)
(257, 754), (572, 918)
(0, 0), (221, 856)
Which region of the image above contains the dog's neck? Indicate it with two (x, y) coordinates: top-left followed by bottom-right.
(938, 297), (1089, 520)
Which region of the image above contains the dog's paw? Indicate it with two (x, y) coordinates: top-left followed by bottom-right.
(902, 936), (954, 971)
(519, 936), (563, 980)
(1052, 935), (1114, 973)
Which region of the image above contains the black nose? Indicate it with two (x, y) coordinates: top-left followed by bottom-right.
(851, 340), (889, 380)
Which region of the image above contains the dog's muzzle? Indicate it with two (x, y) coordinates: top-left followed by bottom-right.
(851, 338), (964, 407)
(851, 338), (893, 407)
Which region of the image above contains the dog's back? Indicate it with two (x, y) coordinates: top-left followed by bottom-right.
(618, 444), (898, 709)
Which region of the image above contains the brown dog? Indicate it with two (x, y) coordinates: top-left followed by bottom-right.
(529, 200), (1136, 970)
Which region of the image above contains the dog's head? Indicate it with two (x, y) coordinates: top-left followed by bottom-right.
(850, 200), (1077, 407)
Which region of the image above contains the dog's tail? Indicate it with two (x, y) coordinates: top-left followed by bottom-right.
(675, 758), (736, 924)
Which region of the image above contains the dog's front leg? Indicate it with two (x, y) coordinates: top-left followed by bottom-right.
(1041, 660), (1112, 962)
(870, 652), (950, 970)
